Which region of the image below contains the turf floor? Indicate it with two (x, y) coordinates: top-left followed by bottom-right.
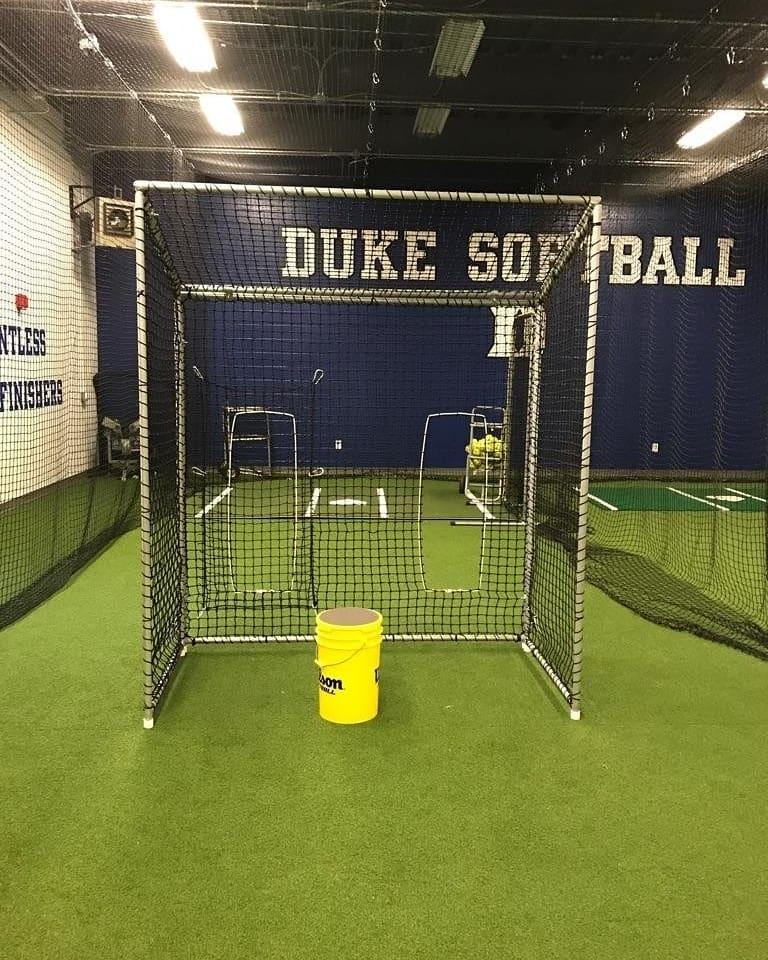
(1, 530), (767, 959)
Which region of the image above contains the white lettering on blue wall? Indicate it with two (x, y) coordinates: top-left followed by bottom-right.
(278, 228), (747, 287)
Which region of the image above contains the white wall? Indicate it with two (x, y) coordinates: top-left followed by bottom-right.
(0, 95), (98, 504)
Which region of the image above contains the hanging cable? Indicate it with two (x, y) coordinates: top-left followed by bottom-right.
(361, 0), (387, 185)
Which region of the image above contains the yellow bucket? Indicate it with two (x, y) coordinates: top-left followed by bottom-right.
(315, 607), (383, 724)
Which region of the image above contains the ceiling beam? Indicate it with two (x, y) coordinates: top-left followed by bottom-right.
(54, 8), (768, 53)
(81, 142), (703, 167)
(68, 3), (768, 31)
(42, 88), (768, 116)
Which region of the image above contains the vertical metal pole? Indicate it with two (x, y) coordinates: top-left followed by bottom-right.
(174, 299), (189, 650)
(135, 189), (155, 729)
(501, 353), (516, 510)
(570, 201), (603, 721)
(521, 305), (543, 643)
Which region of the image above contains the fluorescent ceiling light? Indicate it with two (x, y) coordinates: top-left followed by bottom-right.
(153, 2), (216, 73)
(677, 109), (745, 149)
(199, 94), (244, 136)
(414, 105), (450, 137)
(430, 19), (485, 78)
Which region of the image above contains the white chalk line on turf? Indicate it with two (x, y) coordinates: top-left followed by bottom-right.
(588, 493), (619, 511)
(376, 488), (389, 519)
(195, 486), (232, 519)
(726, 486), (767, 503)
(667, 487), (729, 512)
(573, 486), (619, 511)
(304, 486), (321, 517)
(465, 489), (496, 520)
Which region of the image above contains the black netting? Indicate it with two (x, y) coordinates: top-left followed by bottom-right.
(6, 1), (765, 724)
(531, 240), (594, 700)
(588, 159), (768, 659)
(0, 79), (137, 631)
(138, 186), (596, 716)
(138, 208), (184, 709)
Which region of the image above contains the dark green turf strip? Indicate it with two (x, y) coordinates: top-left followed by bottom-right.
(1, 531), (767, 959)
(590, 481), (764, 512)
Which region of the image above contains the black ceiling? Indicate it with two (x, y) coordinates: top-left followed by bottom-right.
(2, 1), (768, 193)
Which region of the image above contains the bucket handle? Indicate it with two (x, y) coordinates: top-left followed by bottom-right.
(315, 641), (368, 671)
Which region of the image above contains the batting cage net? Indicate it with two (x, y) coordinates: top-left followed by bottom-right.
(136, 183), (602, 725)
(0, 96), (139, 631)
(587, 160), (768, 662)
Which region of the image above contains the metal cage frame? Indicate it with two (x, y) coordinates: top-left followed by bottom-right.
(135, 182), (602, 727)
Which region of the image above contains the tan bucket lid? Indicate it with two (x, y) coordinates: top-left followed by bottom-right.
(318, 607), (380, 627)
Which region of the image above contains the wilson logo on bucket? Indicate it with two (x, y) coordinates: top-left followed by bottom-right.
(319, 670), (343, 694)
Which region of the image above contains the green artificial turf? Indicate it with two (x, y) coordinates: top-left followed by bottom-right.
(1, 529), (767, 959)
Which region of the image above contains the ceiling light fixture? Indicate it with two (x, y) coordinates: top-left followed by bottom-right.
(677, 109), (745, 149)
(199, 94), (244, 136)
(430, 19), (485, 78)
(413, 105), (450, 137)
(153, 2), (217, 73)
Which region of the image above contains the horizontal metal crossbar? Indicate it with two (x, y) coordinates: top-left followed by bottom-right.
(193, 515), (525, 523)
(181, 284), (537, 307)
(136, 180), (600, 206)
(190, 634), (524, 643)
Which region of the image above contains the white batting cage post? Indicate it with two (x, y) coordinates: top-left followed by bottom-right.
(135, 190), (155, 730)
(521, 308), (543, 649)
(174, 297), (189, 654)
(570, 202), (603, 720)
